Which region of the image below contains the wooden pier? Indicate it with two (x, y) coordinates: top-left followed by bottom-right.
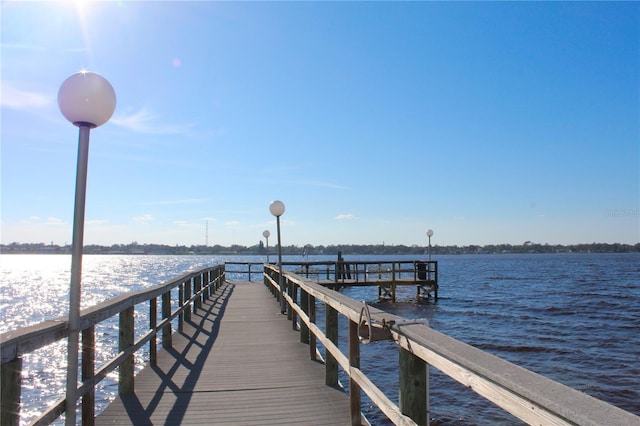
(2, 261), (639, 426)
(226, 258), (439, 303)
(96, 281), (353, 425)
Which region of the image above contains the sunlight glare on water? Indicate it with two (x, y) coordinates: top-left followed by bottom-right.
(1, 255), (71, 331)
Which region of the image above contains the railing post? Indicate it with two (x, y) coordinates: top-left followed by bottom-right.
(325, 305), (339, 387)
(392, 263), (397, 303)
(119, 306), (134, 395)
(291, 281), (298, 330)
(82, 326), (95, 425)
(205, 270), (211, 299)
(178, 283), (184, 332)
(150, 297), (157, 365)
(162, 290), (172, 349)
(308, 294), (316, 360)
(349, 319), (361, 425)
(184, 278), (192, 322)
(287, 277), (293, 320)
(400, 347), (429, 426)
(300, 289), (309, 343)
(194, 274), (202, 312)
(1, 357), (22, 426)
(434, 262), (438, 301)
(248, 263), (252, 282)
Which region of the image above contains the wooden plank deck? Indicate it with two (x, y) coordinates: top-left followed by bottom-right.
(96, 281), (352, 425)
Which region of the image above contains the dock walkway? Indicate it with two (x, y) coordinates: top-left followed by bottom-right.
(96, 281), (352, 425)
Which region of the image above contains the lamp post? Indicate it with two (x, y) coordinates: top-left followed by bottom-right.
(269, 200), (286, 314)
(58, 71), (116, 425)
(262, 230), (271, 264)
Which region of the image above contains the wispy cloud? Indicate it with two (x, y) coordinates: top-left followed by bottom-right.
(111, 107), (194, 135)
(336, 214), (357, 220)
(132, 214), (155, 224)
(45, 217), (66, 226)
(1, 82), (52, 110)
(138, 198), (210, 206)
(20, 216), (67, 226)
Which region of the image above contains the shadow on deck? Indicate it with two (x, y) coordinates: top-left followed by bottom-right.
(96, 282), (352, 425)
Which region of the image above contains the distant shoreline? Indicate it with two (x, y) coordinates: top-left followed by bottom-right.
(2, 242), (638, 256)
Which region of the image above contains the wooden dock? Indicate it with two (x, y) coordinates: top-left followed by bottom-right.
(96, 281), (352, 425)
(4, 261), (639, 426)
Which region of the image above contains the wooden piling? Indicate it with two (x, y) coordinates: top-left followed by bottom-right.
(82, 326), (95, 425)
(325, 305), (339, 387)
(349, 320), (362, 426)
(1, 357), (22, 426)
(119, 306), (134, 395)
(399, 347), (428, 426)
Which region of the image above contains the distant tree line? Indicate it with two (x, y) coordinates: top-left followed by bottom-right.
(2, 241), (639, 255)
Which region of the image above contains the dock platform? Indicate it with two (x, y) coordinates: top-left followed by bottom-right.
(96, 281), (352, 425)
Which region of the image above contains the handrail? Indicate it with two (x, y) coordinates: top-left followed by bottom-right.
(0, 264), (225, 426)
(263, 264), (639, 426)
(225, 259), (437, 285)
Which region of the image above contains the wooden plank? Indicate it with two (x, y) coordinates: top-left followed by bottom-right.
(96, 281), (351, 425)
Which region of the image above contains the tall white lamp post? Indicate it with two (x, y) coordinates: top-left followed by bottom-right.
(58, 71), (116, 425)
(269, 200), (286, 314)
(262, 230), (271, 263)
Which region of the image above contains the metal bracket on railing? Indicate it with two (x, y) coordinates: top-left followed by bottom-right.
(358, 302), (429, 344)
(358, 302), (393, 344)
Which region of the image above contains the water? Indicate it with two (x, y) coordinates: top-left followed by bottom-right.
(1, 253), (638, 425)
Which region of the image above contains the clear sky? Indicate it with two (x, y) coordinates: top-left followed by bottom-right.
(1, 1), (638, 248)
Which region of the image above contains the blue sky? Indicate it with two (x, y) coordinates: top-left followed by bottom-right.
(2, 1), (638, 247)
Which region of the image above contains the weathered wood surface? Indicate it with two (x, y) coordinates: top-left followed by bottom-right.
(96, 281), (351, 425)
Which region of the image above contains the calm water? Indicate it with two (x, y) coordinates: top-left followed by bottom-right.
(1, 253), (638, 425)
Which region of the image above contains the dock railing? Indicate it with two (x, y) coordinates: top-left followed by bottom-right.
(226, 259), (438, 301)
(0, 264), (225, 426)
(263, 263), (639, 426)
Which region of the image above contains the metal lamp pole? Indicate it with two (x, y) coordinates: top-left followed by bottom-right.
(58, 71), (116, 425)
(263, 229), (271, 264)
(269, 201), (286, 314)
